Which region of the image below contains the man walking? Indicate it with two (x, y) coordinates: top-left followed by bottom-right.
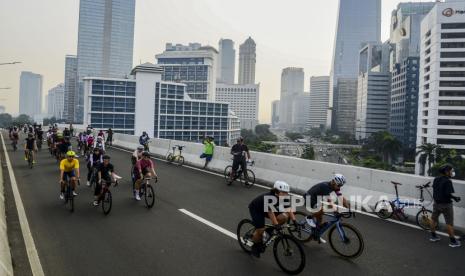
(200, 136), (215, 168)
(429, 164), (461, 248)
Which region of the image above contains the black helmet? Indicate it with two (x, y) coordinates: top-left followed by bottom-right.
(142, 151), (150, 157)
(28, 133), (33, 138)
(439, 164), (453, 175)
(103, 155), (111, 160)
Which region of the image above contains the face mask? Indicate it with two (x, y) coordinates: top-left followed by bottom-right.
(451, 171), (456, 178)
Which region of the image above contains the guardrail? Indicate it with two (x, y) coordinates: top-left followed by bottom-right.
(0, 140), (14, 275)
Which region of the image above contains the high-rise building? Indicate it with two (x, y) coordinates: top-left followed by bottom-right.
(279, 68), (305, 129)
(308, 76), (330, 129)
(83, 63), (240, 145)
(19, 71), (43, 117)
(271, 100), (280, 128)
(64, 55), (77, 123)
(291, 93), (310, 132)
(356, 42), (391, 140)
(218, 39), (236, 84)
(0, 106), (5, 114)
(238, 37), (256, 85)
(416, 2), (465, 175)
(47, 83), (65, 119)
(216, 83), (259, 130)
(75, 0), (136, 123)
(389, 3), (435, 150)
(335, 78), (358, 135)
(330, 0), (381, 129)
(156, 43), (218, 101)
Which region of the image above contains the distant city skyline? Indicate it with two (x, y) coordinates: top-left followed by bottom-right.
(0, 0), (438, 122)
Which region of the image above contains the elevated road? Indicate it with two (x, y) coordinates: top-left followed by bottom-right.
(2, 132), (464, 275)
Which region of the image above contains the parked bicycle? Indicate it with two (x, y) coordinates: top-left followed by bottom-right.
(137, 177), (157, 209)
(374, 181), (433, 230)
(237, 220), (306, 275)
(166, 145), (185, 166)
(288, 211), (364, 259)
(224, 160), (256, 187)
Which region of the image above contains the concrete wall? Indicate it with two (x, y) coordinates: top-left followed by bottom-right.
(67, 126), (465, 229)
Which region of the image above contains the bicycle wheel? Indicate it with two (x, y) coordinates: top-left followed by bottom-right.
(288, 211), (313, 242)
(236, 219), (255, 254)
(101, 190), (112, 215)
(374, 200), (394, 219)
(328, 223), (364, 259)
(166, 153), (173, 163)
(28, 152), (33, 169)
(224, 166), (233, 183)
(66, 185), (74, 213)
(242, 169), (255, 188)
(273, 235), (306, 275)
(416, 209), (432, 230)
(144, 184), (155, 208)
(177, 156), (185, 166)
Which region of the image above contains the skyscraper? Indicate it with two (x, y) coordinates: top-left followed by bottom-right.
(279, 67), (305, 130)
(308, 76), (330, 129)
(156, 43), (218, 101)
(218, 39), (236, 84)
(330, 0), (381, 129)
(19, 71), (43, 117)
(47, 83), (65, 119)
(64, 55), (77, 123)
(335, 78), (358, 135)
(75, 0), (136, 123)
(271, 100), (280, 128)
(238, 37), (256, 85)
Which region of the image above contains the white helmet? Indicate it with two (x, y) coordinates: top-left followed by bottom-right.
(274, 181), (290, 193)
(333, 174), (346, 187)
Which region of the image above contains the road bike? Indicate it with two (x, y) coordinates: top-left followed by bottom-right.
(137, 176), (157, 209)
(166, 145), (185, 166)
(26, 149), (34, 169)
(97, 179), (115, 215)
(288, 211), (364, 259)
(374, 181), (433, 230)
(62, 178), (79, 213)
(11, 139), (18, 151)
(237, 220), (306, 275)
(36, 139), (42, 151)
(88, 165), (100, 189)
(224, 160), (256, 187)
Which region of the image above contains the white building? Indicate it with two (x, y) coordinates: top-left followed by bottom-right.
(19, 71), (43, 117)
(416, 2), (465, 175)
(156, 43), (218, 101)
(216, 83), (259, 130)
(0, 106), (5, 114)
(291, 93), (310, 132)
(238, 37), (256, 85)
(308, 76), (330, 129)
(218, 39), (236, 84)
(47, 83), (65, 119)
(279, 67), (305, 130)
(83, 63), (240, 146)
(271, 100), (280, 128)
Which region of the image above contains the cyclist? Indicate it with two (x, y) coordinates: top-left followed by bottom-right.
(131, 145), (144, 185)
(97, 129), (105, 141)
(139, 131), (150, 151)
(304, 174), (350, 229)
(86, 134), (95, 152)
(63, 127), (71, 138)
(228, 137), (251, 185)
(106, 128), (113, 146)
(93, 155), (117, 206)
(134, 151), (158, 201)
(94, 135), (105, 152)
(248, 181), (296, 258)
(24, 133), (37, 163)
(69, 124), (74, 137)
(35, 126), (44, 149)
(79, 132), (89, 154)
(86, 147), (103, 187)
(58, 136), (72, 160)
(10, 127), (19, 142)
(59, 151), (80, 199)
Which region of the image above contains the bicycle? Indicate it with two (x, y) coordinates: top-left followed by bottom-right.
(97, 179), (115, 215)
(374, 181), (433, 230)
(224, 160), (256, 187)
(62, 178), (79, 213)
(36, 139), (42, 151)
(26, 150), (34, 169)
(237, 220), (306, 275)
(11, 139), (18, 151)
(288, 211), (364, 259)
(138, 176), (157, 209)
(88, 165), (100, 189)
(166, 145), (185, 166)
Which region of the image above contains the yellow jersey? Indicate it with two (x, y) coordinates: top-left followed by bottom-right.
(60, 158), (79, 172)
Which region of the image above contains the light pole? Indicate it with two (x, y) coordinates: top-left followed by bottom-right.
(0, 61), (21, 66)
(0, 87), (12, 90)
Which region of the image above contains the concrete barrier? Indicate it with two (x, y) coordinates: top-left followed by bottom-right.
(0, 148), (14, 275)
(68, 127), (465, 229)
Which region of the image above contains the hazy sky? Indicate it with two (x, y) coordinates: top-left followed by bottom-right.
(0, 0), (433, 122)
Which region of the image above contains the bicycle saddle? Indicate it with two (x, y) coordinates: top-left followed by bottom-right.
(391, 181), (402, 186)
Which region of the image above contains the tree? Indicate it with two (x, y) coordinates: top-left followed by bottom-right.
(285, 132), (303, 141)
(301, 145), (315, 160)
(13, 114), (33, 126)
(416, 143), (442, 176)
(364, 131), (402, 165)
(43, 117), (58, 126)
(255, 124), (277, 141)
(0, 113), (13, 128)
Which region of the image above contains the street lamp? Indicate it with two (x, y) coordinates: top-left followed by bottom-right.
(0, 61), (21, 66)
(0, 87), (11, 90)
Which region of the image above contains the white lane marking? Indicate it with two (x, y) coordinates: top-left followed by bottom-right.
(1, 133), (45, 276)
(110, 145), (455, 238)
(179, 209), (237, 240)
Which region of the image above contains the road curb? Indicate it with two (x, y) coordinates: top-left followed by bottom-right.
(0, 142), (14, 276)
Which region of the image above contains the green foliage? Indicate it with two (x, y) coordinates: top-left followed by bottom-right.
(285, 132), (303, 141)
(0, 113), (13, 128)
(416, 143), (442, 176)
(301, 145), (315, 160)
(12, 114), (33, 126)
(240, 124), (277, 153)
(429, 148), (465, 180)
(43, 117), (58, 126)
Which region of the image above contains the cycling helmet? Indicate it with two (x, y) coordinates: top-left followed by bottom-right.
(273, 181), (290, 193)
(332, 174), (346, 187)
(57, 133), (63, 138)
(93, 147), (100, 152)
(137, 145), (144, 151)
(439, 164), (453, 175)
(28, 133), (33, 138)
(103, 155), (111, 160)
(142, 151), (150, 157)
(66, 151), (76, 157)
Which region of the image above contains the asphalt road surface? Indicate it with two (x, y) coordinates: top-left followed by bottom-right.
(2, 132), (465, 276)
